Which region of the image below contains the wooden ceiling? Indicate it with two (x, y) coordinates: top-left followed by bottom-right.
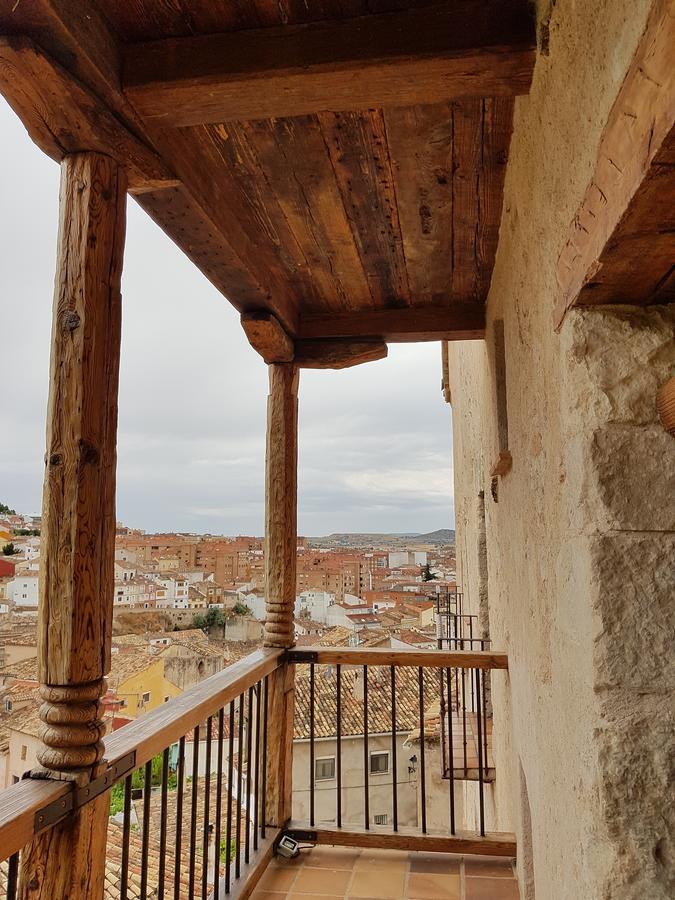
(0, 1), (537, 365)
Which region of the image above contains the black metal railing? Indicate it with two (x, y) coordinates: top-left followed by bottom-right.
(289, 647), (506, 844)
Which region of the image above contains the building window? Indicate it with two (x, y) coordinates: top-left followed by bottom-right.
(119, 698), (127, 708)
(370, 751), (389, 775)
(21, 745), (27, 761)
(374, 814), (388, 826)
(4, 699), (12, 712)
(314, 757), (336, 781)
(142, 691), (151, 704)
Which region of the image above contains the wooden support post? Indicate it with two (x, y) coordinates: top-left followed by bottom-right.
(263, 364), (298, 829)
(264, 364), (298, 650)
(18, 152), (126, 899)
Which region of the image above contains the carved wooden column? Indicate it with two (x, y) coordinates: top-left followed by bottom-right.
(264, 363), (298, 828)
(18, 152), (126, 898)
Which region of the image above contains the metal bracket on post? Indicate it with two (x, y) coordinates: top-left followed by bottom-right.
(33, 751), (136, 834)
(284, 827), (318, 843)
(286, 650), (318, 664)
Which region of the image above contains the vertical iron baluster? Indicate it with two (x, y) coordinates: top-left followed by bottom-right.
(461, 667), (468, 773)
(482, 668), (489, 771)
(469, 619), (475, 710)
(202, 716), (213, 900)
(475, 667), (486, 836)
(336, 664), (342, 828)
(261, 676), (268, 841)
(158, 748), (169, 900)
(214, 708), (225, 900)
(6, 852), (18, 900)
(309, 663), (315, 828)
(390, 665), (398, 832)
(418, 667), (427, 834)
(120, 774), (132, 900)
(446, 667), (456, 834)
(174, 736), (186, 900)
(363, 665), (369, 829)
(140, 759), (152, 900)
(188, 725), (201, 898)
(235, 694), (244, 878)
(254, 682), (261, 850)
(226, 702), (235, 893)
(245, 687), (253, 864)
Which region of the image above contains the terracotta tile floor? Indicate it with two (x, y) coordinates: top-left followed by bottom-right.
(251, 845), (519, 899)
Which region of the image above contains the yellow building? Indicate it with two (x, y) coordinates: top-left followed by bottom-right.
(108, 650), (182, 718)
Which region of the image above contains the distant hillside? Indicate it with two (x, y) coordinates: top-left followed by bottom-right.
(307, 529), (455, 548)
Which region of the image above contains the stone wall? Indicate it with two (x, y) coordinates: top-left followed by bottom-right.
(446, 2), (674, 898)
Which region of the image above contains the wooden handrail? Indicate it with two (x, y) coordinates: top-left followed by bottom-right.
(0, 647), (284, 863)
(105, 647), (284, 768)
(288, 647), (508, 669)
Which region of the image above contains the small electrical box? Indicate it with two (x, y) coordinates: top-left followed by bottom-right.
(276, 835), (300, 859)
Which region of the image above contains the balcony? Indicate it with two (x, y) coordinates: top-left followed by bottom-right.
(0, 646), (513, 899)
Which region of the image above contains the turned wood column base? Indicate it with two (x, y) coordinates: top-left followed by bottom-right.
(37, 679), (107, 773)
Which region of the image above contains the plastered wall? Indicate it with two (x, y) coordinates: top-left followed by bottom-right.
(446, 1), (674, 898)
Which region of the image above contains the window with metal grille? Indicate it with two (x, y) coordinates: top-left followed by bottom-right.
(374, 814), (388, 825)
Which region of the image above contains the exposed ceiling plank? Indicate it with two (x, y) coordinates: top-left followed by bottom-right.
(122, 2), (536, 126)
(0, 36), (178, 194)
(294, 340), (388, 369)
(297, 305), (485, 342)
(555, 0), (675, 326)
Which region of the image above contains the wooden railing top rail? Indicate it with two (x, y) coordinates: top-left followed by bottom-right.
(105, 646), (283, 768)
(0, 647), (284, 862)
(288, 646), (509, 669)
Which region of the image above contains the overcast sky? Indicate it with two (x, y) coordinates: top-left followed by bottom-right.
(0, 98), (455, 536)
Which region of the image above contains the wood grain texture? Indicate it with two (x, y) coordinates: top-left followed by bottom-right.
(555, 0), (675, 323)
(265, 663), (295, 828)
(0, 778), (69, 862)
(297, 305), (485, 342)
(0, 37), (177, 194)
(39, 153), (125, 691)
(264, 365), (299, 648)
(18, 792), (109, 900)
(293, 340), (388, 369)
(289, 821), (517, 857)
(289, 647), (509, 669)
(240, 116), (372, 312)
(242, 311), (295, 363)
(318, 109), (411, 309)
(122, 2), (535, 125)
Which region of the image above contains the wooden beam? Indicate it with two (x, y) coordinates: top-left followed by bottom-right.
(122, 1), (536, 126)
(297, 305), (485, 342)
(287, 821), (517, 858)
(0, 37), (178, 195)
(289, 647), (509, 670)
(241, 311), (295, 363)
(294, 340), (388, 369)
(555, 0), (675, 326)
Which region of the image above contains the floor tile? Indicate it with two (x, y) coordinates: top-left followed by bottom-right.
(408, 852), (461, 874)
(249, 892), (287, 900)
(304, 847), (361, 869)
(465, 876), (520, 899)
(258, 865), (300, 891)
(464, 857), (516, 878)
(406, 872), (461, 900)
(348, 868), (406, 898)
(292, 866), (353, 895)
(354, 849), (408, 871)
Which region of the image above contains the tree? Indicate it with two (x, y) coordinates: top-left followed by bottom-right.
(192, 613), (207, 629)
(420, 563), (437, 582)
(2, 543), (16, 556)
(205, 607), (226, 628)
(0, 502), (16, 515)
(233, 601), (251, 616)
